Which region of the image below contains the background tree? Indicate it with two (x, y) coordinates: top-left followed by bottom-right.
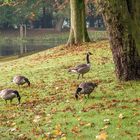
(0, 0), (69, 31)
(0, 4), (16, 29)
(86, 1), (104, 28)
(97, 0), (140, 80)
(67, 0), (90, 45)
(53, 1), (69, 32)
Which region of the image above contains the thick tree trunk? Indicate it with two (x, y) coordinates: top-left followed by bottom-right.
(55, 17), (64, 32)
(67, 0), (90, 46)
(98, 0), (140, 80)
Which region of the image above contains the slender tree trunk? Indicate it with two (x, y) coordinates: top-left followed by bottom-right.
(98, 0), (140, 80)
(19, 24), (26, 38)
(19, 24), (23, 39)
(42, 7), (46, 28)
(67, 0), (90, 46)
(24, 24), (27, 37)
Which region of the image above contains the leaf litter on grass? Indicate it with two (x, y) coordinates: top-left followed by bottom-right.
(0, 41), (139, 140)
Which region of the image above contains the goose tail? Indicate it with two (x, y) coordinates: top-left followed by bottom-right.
(68, 68), (77, 73)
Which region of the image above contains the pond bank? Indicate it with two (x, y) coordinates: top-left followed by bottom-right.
(0, 30), (107, 60)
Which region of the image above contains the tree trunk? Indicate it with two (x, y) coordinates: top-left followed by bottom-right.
(98, 0), (140, 80)
(19, 24), (24, 39)
(24, 24), (27, 37)
(19, 24), (26, 38)
(55, 17), (64, 32)
(67, 0), (90, 46)
(41, 7), (46, 28)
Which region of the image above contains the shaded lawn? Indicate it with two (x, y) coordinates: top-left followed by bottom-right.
(0, 41), (139, 140)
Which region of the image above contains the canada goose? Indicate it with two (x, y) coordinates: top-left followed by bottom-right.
(68, 52), (92, 79)
(75, 82), (98, 99)
(0, 89), (21, 104)
(13, 75), (30, 87)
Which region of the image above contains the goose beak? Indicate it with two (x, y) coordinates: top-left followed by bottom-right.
(87, 52), (92, 55)
(27, 82), (30, 87)
(75, 94), (79, 100)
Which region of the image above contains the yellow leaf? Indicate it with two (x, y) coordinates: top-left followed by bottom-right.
(96, 132), (108, 140)
(53, 129), (62, 136)
(61, 137), (67, 140)
(55, 124), (61, 130)
(119, 113), (125, 119)
(85, 123), (92, 127)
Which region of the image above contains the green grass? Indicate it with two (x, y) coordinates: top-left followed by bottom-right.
(0, 41), (139, 140)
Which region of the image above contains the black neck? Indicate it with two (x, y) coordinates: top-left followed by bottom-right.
(86, 54), (90, 64)
(14, 90), (21, 104)
(24, 78), (30, 86)
(14, 90), (20, 98)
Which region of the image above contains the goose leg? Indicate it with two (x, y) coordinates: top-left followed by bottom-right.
(10, 99), (13, 104)
(84, 94), (87, 99)
(77, 74), (80, 79)
(18, 84), (21, 90)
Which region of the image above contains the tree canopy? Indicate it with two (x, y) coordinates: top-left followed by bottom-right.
(0, 0), (69, 28)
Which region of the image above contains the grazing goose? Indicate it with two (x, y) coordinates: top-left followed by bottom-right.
(13, 75), (30, 87)
(68, 52), (92, 79)
(75, 82), (98, 99)
(0, 89), (21, 104)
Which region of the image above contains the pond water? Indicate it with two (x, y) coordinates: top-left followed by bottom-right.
(0, 41), (65, 60)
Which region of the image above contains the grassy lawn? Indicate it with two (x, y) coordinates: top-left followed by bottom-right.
(0, 40), (139, 140)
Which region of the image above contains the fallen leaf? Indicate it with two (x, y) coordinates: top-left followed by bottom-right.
(33, 115), (41, 123)
(96, 131), (108, 140)
(119, 113), (125, 119)
(53, 129), (62, 136)
(71, 126), (81, 134)
(85, 123), (92, 127)
(100, 125), (109, 131)
(9, 127), (17, 132)
(104, 119), (110, 125)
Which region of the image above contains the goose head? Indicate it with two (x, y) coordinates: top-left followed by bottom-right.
(25, 78), (30, 87)
(75, 87), (82, 100)
(86, 52), (92, 64)
(14, 90), (21, 104)
(87, 52), (92, 55)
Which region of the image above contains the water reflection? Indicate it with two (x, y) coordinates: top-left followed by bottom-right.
(0, 42), (62, 58)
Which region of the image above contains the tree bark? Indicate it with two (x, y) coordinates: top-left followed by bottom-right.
(19, 24), (24, 39)
(24, 24), (27, 37)
(55, 17), (64, 32)
(98, 0), (140, 80)
(67, 0), (90, 46)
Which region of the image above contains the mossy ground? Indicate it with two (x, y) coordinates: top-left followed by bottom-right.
(0, 41), (139, 140)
